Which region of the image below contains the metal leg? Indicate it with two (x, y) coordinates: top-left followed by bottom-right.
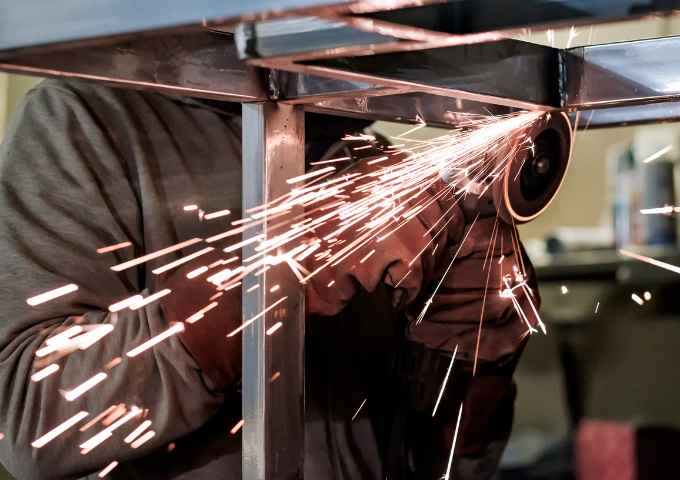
(242, 102), (305, 480)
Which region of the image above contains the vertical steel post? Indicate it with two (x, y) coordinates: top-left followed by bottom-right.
(242, 102), (305, 480)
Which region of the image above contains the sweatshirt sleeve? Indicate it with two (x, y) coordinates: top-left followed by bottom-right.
(0, 83), (224, 479)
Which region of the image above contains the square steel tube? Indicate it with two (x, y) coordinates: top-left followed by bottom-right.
(241, 102), (305, 480)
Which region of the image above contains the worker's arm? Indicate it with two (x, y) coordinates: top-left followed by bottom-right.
(0, 83), (235, 479)
(304, 155), (539, 478)
(406, 218), (540, 479)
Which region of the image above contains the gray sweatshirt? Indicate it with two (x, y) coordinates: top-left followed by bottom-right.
(0, 80), (384, 480)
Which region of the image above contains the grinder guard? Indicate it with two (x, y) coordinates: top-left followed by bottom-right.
(457, 112), (573, 225)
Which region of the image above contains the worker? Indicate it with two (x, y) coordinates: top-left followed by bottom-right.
(0, 79), (538, 479)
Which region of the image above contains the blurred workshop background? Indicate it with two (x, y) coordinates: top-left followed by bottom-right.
(4, 16), (680, 480)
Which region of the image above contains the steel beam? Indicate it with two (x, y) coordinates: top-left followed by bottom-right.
(565, 35), (680, 109)
(349, 0), (680, 41)
(292, 39), (563, 110)
(0, 0), (440, 53)
(235, 17), (403, 62)
(305, 91), (516, 127)
(0, 31), (395, 105)
(236, 1), (680, 62)
(0, 32), (268, 103)
(571, 103), (680, 130)
(242, 102), (305, 480)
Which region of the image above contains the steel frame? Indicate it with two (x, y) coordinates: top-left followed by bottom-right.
(4, 2), (680, 479)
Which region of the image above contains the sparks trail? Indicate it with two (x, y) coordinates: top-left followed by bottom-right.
(24, 111), (546, 461)
(444, 403), (464, 479)
(433, 345), (458, 417)
(213, 112), (545, 293)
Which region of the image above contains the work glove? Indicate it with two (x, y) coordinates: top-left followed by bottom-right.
(157, 248), (242, 391)
(404, 217), (540, 479)
(407, 216), (540, 364)
(304, 154), (466, 317)
(304, 152), (540, 480)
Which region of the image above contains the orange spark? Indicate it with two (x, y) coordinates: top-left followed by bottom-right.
(187, 266), (208, 279)
(65, 372), (107, 401)
(27, 284), (78, 306)
(433, 346), (458, 417)
(98, 461), (118, 477)
(80, 405), (118, 432)
(266, 322), (283, 335)
(224, 234), (265, 253)
(97, 242), (132, 254)
(360, 250), (376, 263)
(642, 145), (673, 163)
(286, 166), (336, 184)
(352, 399), (367, 421)
(110, 238), (202, 271)
(127, 323), (185, 357)
(444, 404), (464, 479)
(131, 430), (155, 449)
(129, 289), (171, 310)
(230, 420), (245, 434)
(46, 326), (83, 345)
(32, 411), (89, 448)
(109, 295), (144, 312)
(31, 364), (59, 382)
(227, 297), (287, 337)
(152, 247), (215, 274)
(204, 209), (231, 220)
(80, 408), (142, 451)
(186, 302), (218, 323)
(124, 420), (152, 443)
(309, 157), (351, 165)
(620, 249), (680, 274)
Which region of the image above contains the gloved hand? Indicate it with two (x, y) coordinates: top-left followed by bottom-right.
(304, 152), (540, 480)
(304, 154), (465, 317)
(406, 217), (540, 364)
(404, 217), (540, 479)
(157, 248), (242, 391)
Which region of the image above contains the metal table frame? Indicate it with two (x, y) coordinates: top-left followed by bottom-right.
(4, 1), (680, 478)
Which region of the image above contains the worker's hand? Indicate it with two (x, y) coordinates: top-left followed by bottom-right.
(157, 248), (242, 391)
(304, 155), (465, 317)
(406, 217), (540, 364)
(400, 219), (539, 477)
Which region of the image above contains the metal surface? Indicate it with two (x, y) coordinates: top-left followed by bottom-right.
(0, 0), (349, 52)
(306, 91), (516, 126)
(293, 39), (563, 110)
(566, 35), (680, 109)
(235, 17), (403, 62)
(235, 1), (680, 63)
(571, 103), (680, 130)
(0, 32), (268, 103)
(242, 103), (305, 480)
(349, 0), (680, 41)
(0, 31), (397, 106)
(0, 0), (453, 53)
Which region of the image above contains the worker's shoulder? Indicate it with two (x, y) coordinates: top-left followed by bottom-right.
(24, 78), (166, 108)
(25, 79), (238, 118)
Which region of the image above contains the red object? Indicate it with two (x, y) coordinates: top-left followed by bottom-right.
(577, 420), (636, 480)
(577, 419), (680, 480)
